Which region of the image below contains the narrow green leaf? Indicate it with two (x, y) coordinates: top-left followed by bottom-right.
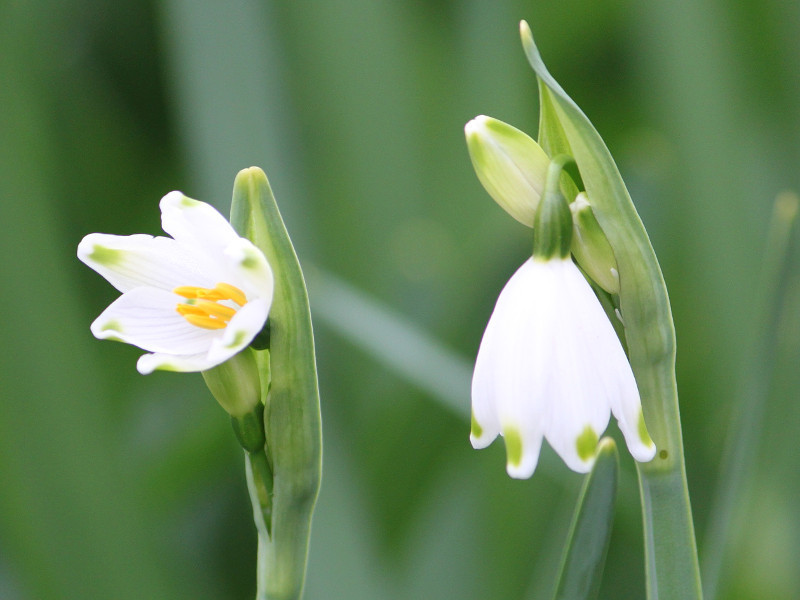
(552, 438), (619, 600)
(520, 21), (702, 600)
(231, 167), (322, 600)
(701, 192), (799, 599)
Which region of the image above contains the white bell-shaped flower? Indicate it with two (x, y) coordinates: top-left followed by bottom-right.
(78, 192), (273, 375)
(469, 152), (655, 478)
(471, 256), (656, 478)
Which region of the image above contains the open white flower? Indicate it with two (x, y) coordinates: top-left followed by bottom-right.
(78, 191), (273, 375)
(471, 257), (656, 478)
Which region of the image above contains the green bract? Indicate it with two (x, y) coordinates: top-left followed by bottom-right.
(231, 167), (322, 600)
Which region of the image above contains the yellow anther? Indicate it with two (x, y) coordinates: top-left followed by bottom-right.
(194, 299), (236, 320)
(174, 285), (210, 299)
(214, 283), (247, 306)
(183, 314), (228, 330)
(173, 283), (247, 306)
(173, 282), (247, 329)
(176, 304), (208, 317)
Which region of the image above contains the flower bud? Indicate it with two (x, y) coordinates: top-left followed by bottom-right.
(570, 192), (620, 294)
(465, 115), (550, 226)
(201, 347), (262, 417)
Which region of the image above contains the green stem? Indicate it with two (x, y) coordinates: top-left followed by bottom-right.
(246, 451), (275, 600)
(247, 448), (274, 538)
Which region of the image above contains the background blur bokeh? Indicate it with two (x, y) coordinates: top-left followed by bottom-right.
(2, 0), (800, 598)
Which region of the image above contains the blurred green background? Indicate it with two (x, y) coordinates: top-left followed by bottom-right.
(2, 0), (799, 598)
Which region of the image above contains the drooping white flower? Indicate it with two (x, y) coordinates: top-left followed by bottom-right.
(78, 191), (273, 375)
(471, 256), (656, 478)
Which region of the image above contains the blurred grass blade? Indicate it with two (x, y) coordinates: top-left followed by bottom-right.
(701, 192), (799, 599)
(305, 267), (472, 420)
(552, 438), (619, 600)
(520, 21), (702, 599)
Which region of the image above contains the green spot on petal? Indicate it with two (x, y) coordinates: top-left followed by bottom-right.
(101, 320), (122, 332)
(576, 426), (599, 461)
(227, 330), (247, 348)
(239, 248), (262, 270)
(88, 245), (123, 267)
(471, 413), (483, 438)
(504, 427), (523, 468)
(638, 409), (654, 447)
(180, 195), (202, 207)
(98, 320), (124, 341)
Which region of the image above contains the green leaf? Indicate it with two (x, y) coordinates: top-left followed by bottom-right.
(231, 167), (322, 600)
(552, 438), (619, 600)
(701, 192), (800, 599)
(519, 21), (701, 600)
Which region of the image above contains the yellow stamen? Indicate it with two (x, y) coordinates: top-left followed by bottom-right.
(175, 304), (208, 317)
(194, 299), (236, 320)
(183, 314), (228, 330)
(174, 282), (247, 306)
(173, 282), (248, 330)
(214, 282), (247, 306)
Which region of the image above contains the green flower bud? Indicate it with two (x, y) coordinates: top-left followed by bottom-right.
(201, 347), (262, 417)
(570, 192), (620, 294)
(465, 115), (550, 226)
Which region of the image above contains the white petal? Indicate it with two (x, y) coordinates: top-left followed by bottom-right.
(472, 260), (550, 476)
(221, 238), (274, 301)
(160, 192), (240, 260)
(600, 349), (656, 462)
(206, 297), (270, 365)
(470, 257), (654, 477)
(561, 262), (655, 463)
(540, 260), (613, 472)
(137, 351), (219, 375)
(90, 287), (218, 354)
(504, 428), (543, 479)
(78, 233), (222, 293)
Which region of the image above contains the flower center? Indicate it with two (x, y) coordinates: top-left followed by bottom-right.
(174, 282), (247, 330)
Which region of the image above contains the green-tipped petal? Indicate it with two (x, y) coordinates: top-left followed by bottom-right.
(91, 287), (217, 353)
(78, 233), (217, 293)
(159, 191), (240, 258)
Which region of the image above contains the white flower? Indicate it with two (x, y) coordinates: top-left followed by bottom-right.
(471, 257), (655, 478)
(78, 191), (273, 375)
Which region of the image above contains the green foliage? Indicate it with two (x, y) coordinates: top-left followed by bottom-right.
(553, 439), (618, 600)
